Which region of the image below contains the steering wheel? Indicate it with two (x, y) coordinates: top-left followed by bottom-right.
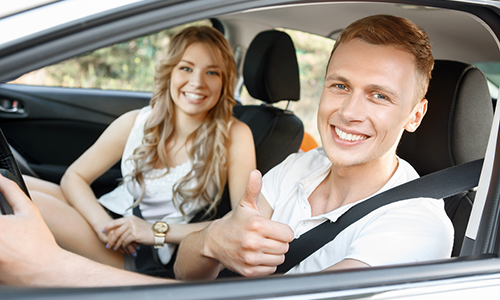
(0, 128), (30, 215)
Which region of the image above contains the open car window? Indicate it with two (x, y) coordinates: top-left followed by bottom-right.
(8, 20), (212, 92)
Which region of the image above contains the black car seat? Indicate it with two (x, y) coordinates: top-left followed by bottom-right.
(191, 30), (304, 223)
(397, 59), (494, 256)
(234, 29), (304, 175)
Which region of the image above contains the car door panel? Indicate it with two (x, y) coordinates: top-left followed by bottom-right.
(0, 83), (150, 196)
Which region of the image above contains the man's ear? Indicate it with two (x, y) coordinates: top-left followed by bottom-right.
(404, 99), (428, 133)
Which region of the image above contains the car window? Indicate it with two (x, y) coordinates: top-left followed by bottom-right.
(239, 28), (334, 145)
(475, 61), (500, 102)
(8, 20), (212, 91)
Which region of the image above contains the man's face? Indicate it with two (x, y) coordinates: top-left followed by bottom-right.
(317, 38), (427, 169)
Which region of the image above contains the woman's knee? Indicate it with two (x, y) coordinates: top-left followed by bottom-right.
(24, 176), (67, 203)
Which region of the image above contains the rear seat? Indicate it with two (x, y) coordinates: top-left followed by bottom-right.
(193, 29), (304, 222)
(234, 29), (304, 175)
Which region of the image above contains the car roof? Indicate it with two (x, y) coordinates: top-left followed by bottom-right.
(217, 2), (499, 65)
(0, 0), (59, 19)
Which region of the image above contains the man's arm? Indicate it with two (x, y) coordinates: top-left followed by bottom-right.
(174, 170), (294, 280)
(0, 174), (174, 287)
(324, 259), (369, 272)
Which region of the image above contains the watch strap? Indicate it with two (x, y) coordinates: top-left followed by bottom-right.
(154, 235), (165, 248)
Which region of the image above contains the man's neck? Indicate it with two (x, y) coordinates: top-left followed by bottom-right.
(309, 154), (399, 217)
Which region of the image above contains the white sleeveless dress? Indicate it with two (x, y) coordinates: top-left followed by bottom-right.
(98, 106), (214, 264)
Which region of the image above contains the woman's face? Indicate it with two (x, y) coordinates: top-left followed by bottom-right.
(170, 42), (223, 121)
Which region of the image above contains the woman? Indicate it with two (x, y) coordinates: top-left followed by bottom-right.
(24, 26), (256, 272)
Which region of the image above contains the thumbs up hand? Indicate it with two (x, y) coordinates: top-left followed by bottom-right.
(203, 170), (294, 277)
(238, 169), (262, 212)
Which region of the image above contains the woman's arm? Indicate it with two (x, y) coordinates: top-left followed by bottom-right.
(226, 119), (256, 207)
(104, 119), (257, 251)
(60, 110), (140, 241)
(104, 217), (212, 250)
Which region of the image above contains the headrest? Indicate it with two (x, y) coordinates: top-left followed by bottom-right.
(243, 30), (300, 104)
(398, 60), (493, 176)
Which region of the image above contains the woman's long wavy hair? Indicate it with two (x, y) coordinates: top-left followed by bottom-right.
(129, 26), (237, 219)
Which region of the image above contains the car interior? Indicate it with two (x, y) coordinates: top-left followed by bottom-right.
(2, 0), (500, 297)
(398, 59), (494, 256)
(192, 28), (305, 224)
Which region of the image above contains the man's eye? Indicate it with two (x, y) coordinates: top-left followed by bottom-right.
(335, 84), (348, 90)
(374, 93), (387, 100)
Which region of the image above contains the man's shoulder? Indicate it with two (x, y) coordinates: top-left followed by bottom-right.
(387, 157), (420, 188)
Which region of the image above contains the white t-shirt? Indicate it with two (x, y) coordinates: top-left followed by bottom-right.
(261, 148), (454, 275)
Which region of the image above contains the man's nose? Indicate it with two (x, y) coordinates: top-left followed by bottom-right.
(339, 91), (367, 122)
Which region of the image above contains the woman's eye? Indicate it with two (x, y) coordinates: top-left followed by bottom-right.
(180, 66), (192, 72)
(207, 70), (220, 76)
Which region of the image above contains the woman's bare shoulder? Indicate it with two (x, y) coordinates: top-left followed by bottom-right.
(119, 109), (141, 122)
(228, 118), (252, 137)
(104, 109), (143, 138)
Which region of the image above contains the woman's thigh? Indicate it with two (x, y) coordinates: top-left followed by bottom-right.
(31, 190), (125, 269)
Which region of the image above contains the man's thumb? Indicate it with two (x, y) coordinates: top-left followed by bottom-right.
(239, 170), (262, 212)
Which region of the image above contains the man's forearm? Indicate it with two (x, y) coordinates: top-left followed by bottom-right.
(11, 248), (172, 287)
(174, 225), (221, 281)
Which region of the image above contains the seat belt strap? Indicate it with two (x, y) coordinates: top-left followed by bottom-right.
(275, 158), (484, 274)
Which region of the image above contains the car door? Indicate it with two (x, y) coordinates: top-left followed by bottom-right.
(0, 83), (150, 196)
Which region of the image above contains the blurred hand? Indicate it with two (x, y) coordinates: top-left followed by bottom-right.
(0, 174), (62, 285)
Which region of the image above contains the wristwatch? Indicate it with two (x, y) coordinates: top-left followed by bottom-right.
(152, 221), (169, 249)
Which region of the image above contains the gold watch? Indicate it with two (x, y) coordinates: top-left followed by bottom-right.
(152, 221), (169, 249)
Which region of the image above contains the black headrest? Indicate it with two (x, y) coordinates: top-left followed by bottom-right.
(243, 30), (300, 104)
(398, 60), (494, 176)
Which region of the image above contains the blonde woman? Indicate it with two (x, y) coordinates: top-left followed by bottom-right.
(24, 26), (256, 273)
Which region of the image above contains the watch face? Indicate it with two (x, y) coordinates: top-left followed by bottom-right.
(154, 222), (168, 233)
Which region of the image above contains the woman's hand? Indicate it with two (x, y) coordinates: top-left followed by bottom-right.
(103, 216), (155, 255)
(91, 218), (114, 244)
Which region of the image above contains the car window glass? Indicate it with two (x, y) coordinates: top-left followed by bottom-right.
(474, 61), (500, 101)
(239, 28), (334, 144)
(8, 20), (212, 91)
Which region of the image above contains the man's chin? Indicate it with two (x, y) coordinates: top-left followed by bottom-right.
(324, 151), (368, 169)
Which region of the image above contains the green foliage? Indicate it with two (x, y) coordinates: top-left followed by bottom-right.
(12, 20), (211, 91)
(286, 29), (335, 142)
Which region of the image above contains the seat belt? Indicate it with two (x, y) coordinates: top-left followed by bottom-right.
(275, 158), (483, 274)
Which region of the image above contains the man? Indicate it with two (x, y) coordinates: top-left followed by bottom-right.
(0, 15), (453, 286)
(173, 14), (453, 279)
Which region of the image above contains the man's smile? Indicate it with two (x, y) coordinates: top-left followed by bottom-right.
(334, 126), (369, 142)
